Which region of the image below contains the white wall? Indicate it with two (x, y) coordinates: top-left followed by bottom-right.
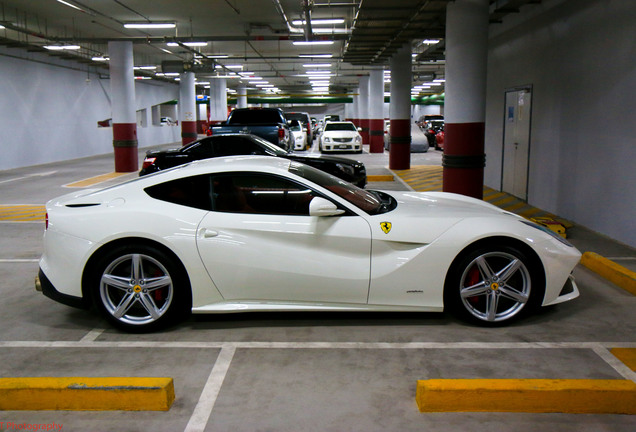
(0, 47), (180, 171)
(485, 0), (636, 248)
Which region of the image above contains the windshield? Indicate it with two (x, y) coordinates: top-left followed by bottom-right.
(249, 135), (288, 156)
(289, 162), (394, 215)
(324, 123), (356, 132)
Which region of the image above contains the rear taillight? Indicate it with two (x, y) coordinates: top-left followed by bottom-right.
(45, 212), (48, 230)
(278, 127), (285, 141)
(141, 157), (157, 169)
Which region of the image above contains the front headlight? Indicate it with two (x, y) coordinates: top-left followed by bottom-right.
(355, 135), (362, 143)
(324, 137), (331, 143)
(520, 220), (574, 247)
(335, 163), (354, 176)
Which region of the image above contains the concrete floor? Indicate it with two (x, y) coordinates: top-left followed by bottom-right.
(1, 143), (635, 431)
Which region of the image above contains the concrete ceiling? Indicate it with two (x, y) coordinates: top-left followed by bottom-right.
(0, 0), (540, 97)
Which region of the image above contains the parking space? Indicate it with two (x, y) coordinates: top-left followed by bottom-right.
(1, 145), (635, 431)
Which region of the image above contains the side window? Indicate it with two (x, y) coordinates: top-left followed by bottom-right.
(212, 173), (317, 215)
(144, 175), (213, 211)
(213, 137), (262, 156)
(187, 140), (214, 158)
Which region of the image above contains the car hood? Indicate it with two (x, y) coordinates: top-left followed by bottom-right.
(369, 191), (514, 243)
(323, 131), (359, 138)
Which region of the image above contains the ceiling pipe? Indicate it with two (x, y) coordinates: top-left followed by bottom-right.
(271, 0), (304, 34)
(303, 0), (314, 41)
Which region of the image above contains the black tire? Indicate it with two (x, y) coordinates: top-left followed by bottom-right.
(90, 244), (192, 332)
(444, 244), (543, 326)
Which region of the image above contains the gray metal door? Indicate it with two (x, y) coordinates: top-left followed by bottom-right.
(502, 87), (532, 200)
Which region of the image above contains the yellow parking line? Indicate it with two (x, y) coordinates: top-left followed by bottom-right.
(65, 172), (129, 188)
(416, 379), (636, 414)
(581, 252), (636, 295)
(0, 377), (175, 411)
(0, 205), (46, 222)
(367, 175), (394, 182)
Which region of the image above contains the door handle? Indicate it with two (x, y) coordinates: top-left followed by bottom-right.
(202, 229), (219, 238)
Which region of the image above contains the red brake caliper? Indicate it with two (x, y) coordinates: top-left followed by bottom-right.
(466, 266), (481, 305)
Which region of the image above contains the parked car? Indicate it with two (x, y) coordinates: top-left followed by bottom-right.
(37, 156), (581, 332)
(324, 114), (340, 122)
(140, 133), (366, 188)
(435, 128), (445, 151)
(289, 120), (308, 151)
(319, 121), (363, 153)
(208, 108), (293, 152)
(422, 119), (445, 149)
(285, 111), (313, 143)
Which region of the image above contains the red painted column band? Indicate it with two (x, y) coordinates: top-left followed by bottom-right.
(360, 119), (370, 144)
(181, 121), (198, 146)
(388, 119), (411, 170)
(442, 122), (486, 199)
(369, 118), (384, 153)
(112, 123), (138, 172)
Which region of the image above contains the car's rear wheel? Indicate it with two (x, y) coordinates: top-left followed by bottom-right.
(444, 245), (542, 325)
(91, 244), (191, 332)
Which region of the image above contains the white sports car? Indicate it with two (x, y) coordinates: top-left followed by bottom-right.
(37, 156), (581, 332)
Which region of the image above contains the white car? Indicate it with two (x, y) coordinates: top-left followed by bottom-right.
(37, 156), (581, 332)
(320, 121), (363, 153)
(289, 120), (308, 151)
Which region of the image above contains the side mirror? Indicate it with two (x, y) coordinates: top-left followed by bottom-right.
(357, 127), (362, 132)
(309, 197), (345, 217)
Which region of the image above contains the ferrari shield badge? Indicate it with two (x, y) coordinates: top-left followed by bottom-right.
(380, 221), (392, 234)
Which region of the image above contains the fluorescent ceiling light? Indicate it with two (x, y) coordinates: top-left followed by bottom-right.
(215, 65), (243, 70)
(298, 54), (333, 58)
(124, 22), (176, 29)
(256, 84), (274, 87)
(422, 39), (441, 45)
(167, 41), (208, 47)
(292, 19), (345, 26)
(249, 81), (266, 84)
(134, 66), (157, 70)
(433, 79), (446, 83)
(313, 28), (351, 34)
(306, 70), (332, 74)
(134, 77), (151, 80)
(56, 0), (84, 12)
(43, 45), (80, 50)
(208, 55), (229, 59)
(293, 41), (334, 46)
(303, 63), (331, 68)
(92, 56), (109, 61)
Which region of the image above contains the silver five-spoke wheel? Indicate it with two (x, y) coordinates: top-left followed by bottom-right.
(459, 251), (531, 322)
(92, 244), (191, 332)
(445, 244), (543, 325)
(100, 253), (174, 326)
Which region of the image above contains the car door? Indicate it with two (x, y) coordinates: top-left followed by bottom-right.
(196, 172), (372, 304)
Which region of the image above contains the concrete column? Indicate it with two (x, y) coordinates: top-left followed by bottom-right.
(443, 0), (489, 199)
(237, 86), (248, 108)
(358, 76), (370, 144)
(210, 79), (228, 122)
(108, 41), (138, 172)
(179, 71), (197, 145)
(351, 87), (360, 127)
(368, 69), (385, 153)
(389, 44), (412, 170)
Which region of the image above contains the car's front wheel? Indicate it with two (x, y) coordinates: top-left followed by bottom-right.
(444, 244), (543, 325)
(91, 244), (191, 332)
